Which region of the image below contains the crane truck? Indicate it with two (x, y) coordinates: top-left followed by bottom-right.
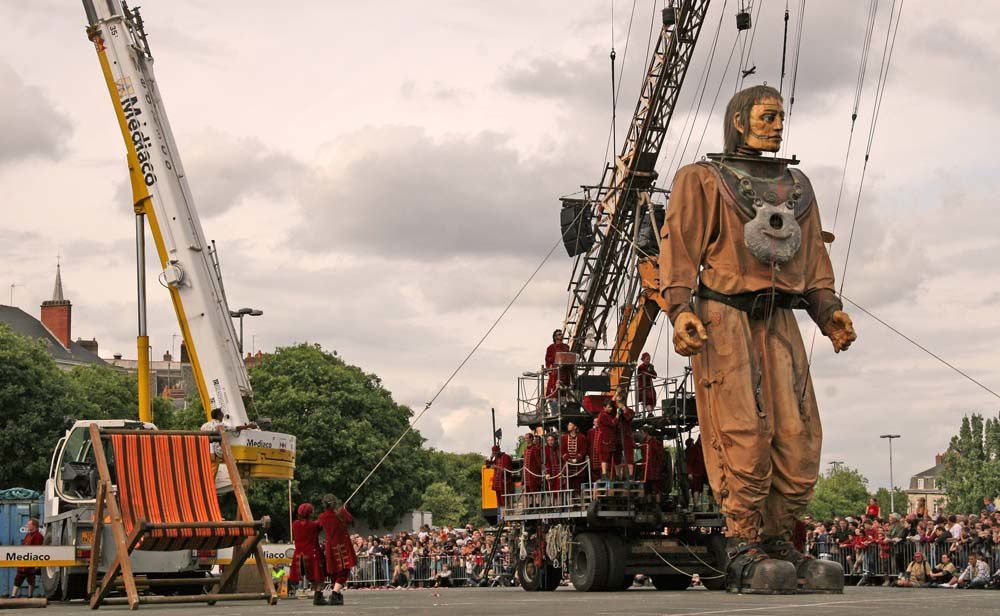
(483, 1), (731, 593)
(40, 1), (295, 600)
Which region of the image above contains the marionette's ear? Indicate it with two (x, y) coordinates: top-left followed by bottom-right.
(733, 111), (745, 136)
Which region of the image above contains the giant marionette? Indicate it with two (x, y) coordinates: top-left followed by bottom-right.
(659, 85), (857, 594)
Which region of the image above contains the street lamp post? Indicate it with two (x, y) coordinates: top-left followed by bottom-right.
(880, 434), (901, 514)
(229, 307), (263, 354)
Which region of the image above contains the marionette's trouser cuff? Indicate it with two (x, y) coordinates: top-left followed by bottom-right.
(690, 298), (823, 543)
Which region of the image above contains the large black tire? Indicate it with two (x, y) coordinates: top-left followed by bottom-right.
(702, 534), (728, 591)
(650, 574), (691, 591)
(601, 534), (627, 592)
(518, 559), (543, 592)
(570, 533), (609, 592)
(542, 565), (561, 591)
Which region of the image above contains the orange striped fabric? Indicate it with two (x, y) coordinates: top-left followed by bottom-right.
(110, 434), (253, 550)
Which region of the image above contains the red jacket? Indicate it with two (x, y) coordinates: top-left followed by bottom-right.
(618, 406), (635, 464)
(641, 438), (664, 483)
(318, 507), (357, 574)
(523, 442), (542, 492)
(637, 362), (657, 407)
(290, 518), (322, 583)
(595, 409), (620, 463)
(490, 451), (514, 497)
(544, 443), (561, 490)
(544, 342), (571, 398)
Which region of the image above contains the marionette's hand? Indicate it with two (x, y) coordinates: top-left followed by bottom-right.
(673, 311), (708, 356)
(825, 310), (857, 353)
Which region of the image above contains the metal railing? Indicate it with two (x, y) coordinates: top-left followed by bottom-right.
(808, 539), (1000, 582)
(346, 554), (513, 588)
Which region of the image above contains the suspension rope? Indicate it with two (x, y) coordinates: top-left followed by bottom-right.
(779, 1), (789, 93)
(663, 0), (729, 182)
(780, 0), (806, 152)
(838, 0), (905, 296)
(345, 206), (586, 506)
(841, 295), (1000, 401)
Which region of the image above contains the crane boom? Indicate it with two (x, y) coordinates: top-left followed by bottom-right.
(562, 1), (712, 393)
(83, 0), (294, 480)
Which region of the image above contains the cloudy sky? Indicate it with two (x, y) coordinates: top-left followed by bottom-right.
(2, 0), (998, 493)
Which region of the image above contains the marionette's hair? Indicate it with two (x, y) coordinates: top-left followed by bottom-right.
(724, 85), (783, 153)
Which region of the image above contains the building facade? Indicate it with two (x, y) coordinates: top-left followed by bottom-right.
(906, 453), (948, 517)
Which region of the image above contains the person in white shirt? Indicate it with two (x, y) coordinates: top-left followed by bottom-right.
(199, 408), (257, 476)
(955, 553), (989, 589)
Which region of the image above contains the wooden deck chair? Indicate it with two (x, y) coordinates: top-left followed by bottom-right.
(86, 425), (277, 609)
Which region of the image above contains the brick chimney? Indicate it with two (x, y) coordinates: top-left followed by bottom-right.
(935, 453), (944, 466)
(40, 263), (72, 348)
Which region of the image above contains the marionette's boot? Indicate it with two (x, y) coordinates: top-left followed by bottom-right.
(313, 591), (328, 605)
(761, 537), (844, 594)
(725, 540), (798, 594)
(329, 591), (344, 606)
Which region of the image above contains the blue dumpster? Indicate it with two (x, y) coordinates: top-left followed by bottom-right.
(0, 488), (44, 598)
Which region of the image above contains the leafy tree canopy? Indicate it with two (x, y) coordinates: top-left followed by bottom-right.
(939, 412), (1000, 514)
(247, 344), (428, 537)
(420, 481), (468, 527)
(808, 464), (870, 519)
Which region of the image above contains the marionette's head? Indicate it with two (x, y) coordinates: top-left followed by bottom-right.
(725, 85), (784, 154)
(297, 502), (314, 519)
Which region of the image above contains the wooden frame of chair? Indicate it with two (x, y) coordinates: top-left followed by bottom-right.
(86, 425), (278, 609)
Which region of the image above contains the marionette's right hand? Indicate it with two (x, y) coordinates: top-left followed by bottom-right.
(673, 312), (708, 356)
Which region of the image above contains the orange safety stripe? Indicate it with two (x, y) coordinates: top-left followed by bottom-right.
(109, 434), (253, 550)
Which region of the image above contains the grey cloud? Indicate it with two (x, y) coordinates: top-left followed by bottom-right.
(294, 126), (588, 259)
(0, 63), (72, 164)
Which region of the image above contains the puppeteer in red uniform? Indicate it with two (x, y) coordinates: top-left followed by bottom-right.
(640, 431), (666, 495)
(319, 495), (357, 606)
(544, 434), (561, 491)
(544, 329), (571, 399)
(685, 436), (707, 495)
(289, 503), (324, 604)
(560, 421), (589, 493)
(616, 400), (636, 478)
(636, 352), (658, 414)
(595, 401), (620, 480)
(522, 435), (543, 493)
(489, 445), (514, 506)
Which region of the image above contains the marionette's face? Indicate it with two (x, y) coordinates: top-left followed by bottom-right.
(735, 96), (784, 152)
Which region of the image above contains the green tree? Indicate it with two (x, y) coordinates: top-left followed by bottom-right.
(65, 364), (174, 421)
(873, 486), (908, 517)
(425, 449), (487, 526)
(939, 412), (1000, 513)
(420, 481), (468, 527)
(0, 324), (77, 490)
(247, 344), (427, 538)
(808, 465), (870, 519)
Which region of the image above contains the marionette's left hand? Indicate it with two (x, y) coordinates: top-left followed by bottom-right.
(825, 310), (857, 353)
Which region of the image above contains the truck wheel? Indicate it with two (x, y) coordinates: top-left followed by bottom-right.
(569, 533), (609, 592)
(542, 564), (561, 591)
(702, 533), (728, 591)
(41, 522), (66, 601)
(650, 574), (690, 590)
(518, 559), (543, 592)
(601, 534), (627, 592)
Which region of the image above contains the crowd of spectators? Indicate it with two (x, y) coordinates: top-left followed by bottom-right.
(345, 523), (513, 589)
(801, 496), (1000, 589)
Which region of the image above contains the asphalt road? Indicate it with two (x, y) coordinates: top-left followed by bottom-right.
(29, 586), (997, 615)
